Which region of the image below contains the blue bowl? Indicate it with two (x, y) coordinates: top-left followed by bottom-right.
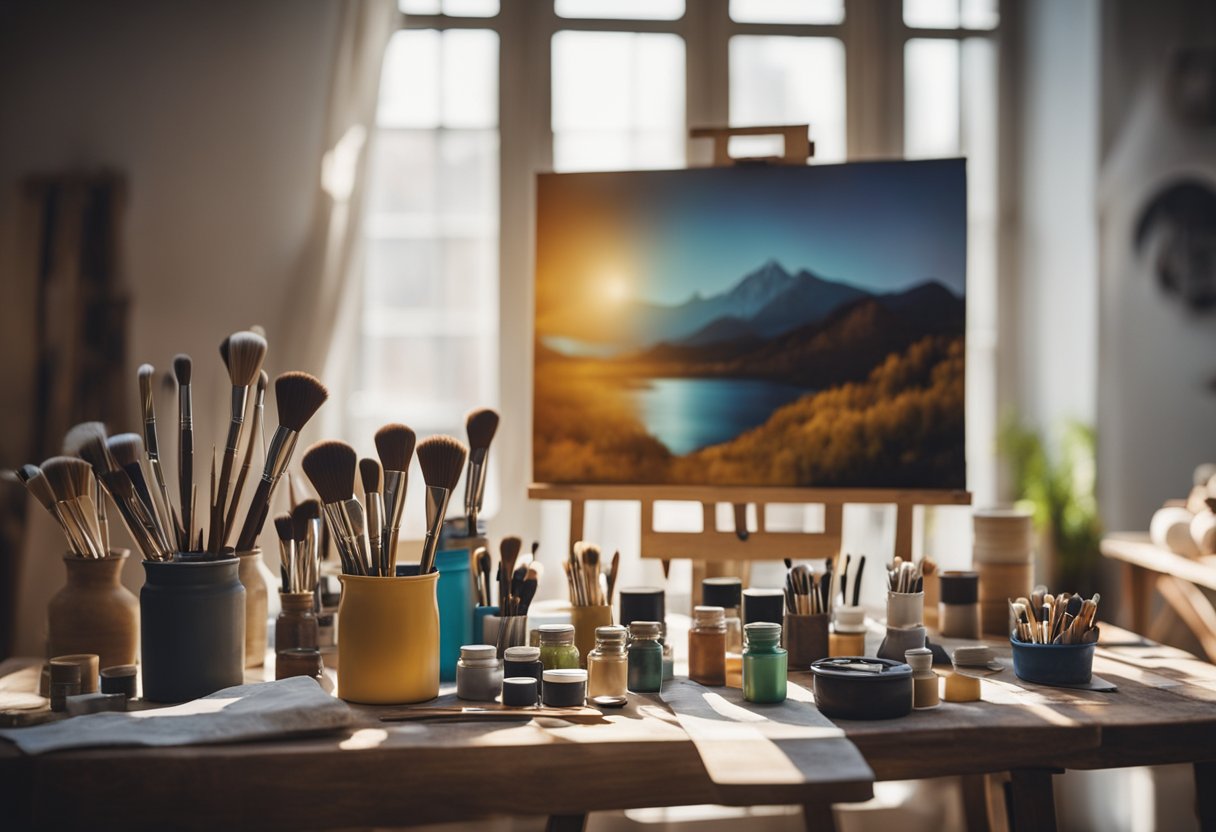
(1010, 636), (1095, 685)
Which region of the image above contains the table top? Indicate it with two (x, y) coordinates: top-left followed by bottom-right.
(1101, 531), (1216, 590)
(3, 623), (1216, 830)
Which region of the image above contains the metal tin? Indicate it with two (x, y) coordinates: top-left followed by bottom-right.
(810, 657), (913, 720)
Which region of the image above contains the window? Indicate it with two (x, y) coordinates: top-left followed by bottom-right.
(358, 2), (1003, 570)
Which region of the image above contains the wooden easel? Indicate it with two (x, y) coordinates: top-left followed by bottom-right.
(531, 125), (972, 599)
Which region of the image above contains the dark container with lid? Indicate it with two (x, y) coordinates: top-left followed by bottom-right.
(502, 676), (538, 707)
(742, 588), (785, 626)
(702, 577), (742, 609)
(504, 645), (544, 684)
(810, 657), (913, 720)
(618, 587), (665, 627)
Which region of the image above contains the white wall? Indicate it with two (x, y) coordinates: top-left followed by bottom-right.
(0, 0), (340, 656)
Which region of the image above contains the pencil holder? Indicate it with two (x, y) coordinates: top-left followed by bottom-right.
(47, 550), (139, 671)
(436, 548), (473, 682)
(1010, 638), (1095, 686)
(876, 625), (927, 662)
(886, 591), (924, 629)
(782, 613), (830, 669)
(236, 549), (271, 668)
(570, 605), (613, 669)
(495, 614), (528, 658)
(338, 572), (440, 704)
(141, 556), (245, 703)
(474, 605), (500, 644)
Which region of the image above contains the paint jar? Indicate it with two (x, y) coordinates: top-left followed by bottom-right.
(456, 644), (502, 701)
(810, 657), (913, 720)
(587, 624), (629, 699)
(47, 550), (139, 672)
(627, 621), (664, 693)
(743, 622), (787, 704)
(141, 556), (245, 703)
(938, 571), (981, 639)
(276, 647), (324, 683)
(235, 549), (271, 669)
(100, 664), (137, 698)
(275, 592), (318, 653)
(538, 624), (580, 670)
(502, 676), (539, 708)
(504, 645), (544, 686)
(337, 571), (439, 704)
(571, 604), (613, 669)
(783, 613), (830, 669)
(702, 577), (743, 653)
(619, 587), (672, 679)
(436, 548), (473, 682)
(542, 669), (587, 707)
(907, 647), (939, 709)
(830, 605), (867, 657)
(689, 606), (727, 686)
(743, 588), (785, 626)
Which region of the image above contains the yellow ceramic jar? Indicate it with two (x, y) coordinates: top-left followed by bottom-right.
(338, 572), (440, 704)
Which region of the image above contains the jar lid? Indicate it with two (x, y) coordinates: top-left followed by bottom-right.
(619, 587), (665, 626)
(702, 576), (742, 608)
(629, 620), (662, 639)
(833, 605), (867, 633)
(539, 624), (575, 645)
(460, 644), (498, 661)
(905, 647), (933, 671)
(543, 668), (588, 684)
(744, 621), (782, 644)
(503, 676), (538, 691)
(742, 589), (785, 625)
(595, 624), (627, 643)
(810, 657), (913, 680)
(49, 660), (81, 684)
(939, 571), (979, 604)
(694, 605), (725, 625)
(504, 646), (540, 662)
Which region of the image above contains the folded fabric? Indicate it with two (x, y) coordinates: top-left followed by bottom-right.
(0, 676), (352, 755)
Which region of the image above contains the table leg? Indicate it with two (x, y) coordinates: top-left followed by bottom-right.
(546, 814), (587, 832)
(1123, 562), (1153, 635)
(1193, 760), (1216, 830)
(961, 773), (1010, 832)
(802, 800), (837, 832)
(1007, 769), (1057, 832)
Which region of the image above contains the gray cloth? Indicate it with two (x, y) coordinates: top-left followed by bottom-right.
(0, 676), (352, 754)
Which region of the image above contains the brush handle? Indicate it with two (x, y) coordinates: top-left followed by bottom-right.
(420, 485), (452, 574)
(210, 387), (249, 552)
(178, 385), (193, 552)
(223, 393), (264, 547)
(381, 469), (408, 572)
(463, 450), (488, 531)
(235, 477), (274, 552)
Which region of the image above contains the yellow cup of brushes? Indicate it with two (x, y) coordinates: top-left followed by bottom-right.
(570, 604), (613, 668)
(338, 571), (440, 704)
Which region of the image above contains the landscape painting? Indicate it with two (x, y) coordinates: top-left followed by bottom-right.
(533, 159), (967, 489)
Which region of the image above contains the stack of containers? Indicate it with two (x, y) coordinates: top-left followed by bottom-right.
(974, 508), (1035, 635)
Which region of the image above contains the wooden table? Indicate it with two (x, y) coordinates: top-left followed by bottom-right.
(1102, 532), (1216, 660)
(3, 624), (1216, 832)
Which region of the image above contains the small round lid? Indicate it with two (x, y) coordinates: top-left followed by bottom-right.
(619, 587), (665, 626)
(939, 571), (979, 604)
(460, 644), (498, 661)
(629, 620), (662, 639)
(539, 624), (575, 645)
(904, 647), (933, 672)
(810, 657), (912, 680)
(833, 605), (867, 632)
(702, 576), (742, 608)
(49, 660), (81, 684)
(694, 605), (725, 626)
(503, 676), (538, 691)
(504, 646), (540, 663)
(543, 668), (588, 684)
(743, 589), (785, 625)
(744, 621), (782, 644)
(595, 624), (627, 644)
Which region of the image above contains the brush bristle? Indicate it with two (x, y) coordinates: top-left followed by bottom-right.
(301, 440), (357, 504)
(274, 372), (328, 432)
(257, 369), (269, 395)
(224, 330), (267, 387)
(359, 458), (382, 495)
(465, 408), (500, 451)
(138, 364), (154, 401)
(161, 370), (177, 393)
(273, 513), (294, 542)
(173, 353), (192, 385)
(219, 335), (231, 370)
(250, 324), (267, 339)
(582, 543), (600, 568)
(291, 499), (321, 540)
(500, 535), (522, 564)
(416, 435), (468, 492)
(63, 421), (108, 457)
(526, 562), (543, 582)
(374, 423), (416, 472)
(23, 469), (57, 510)
(16, 464), (39, 485)
(106, 433), (145, 468)
(40, 456), (95, 500)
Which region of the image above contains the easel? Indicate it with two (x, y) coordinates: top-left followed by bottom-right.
(530, 125), (972, 601)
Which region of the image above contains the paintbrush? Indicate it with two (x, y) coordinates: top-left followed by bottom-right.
(499, 536), (522, 614)
(374, 423), (416, 571)
(474, 546), (492, 606)
(292, 499), (322, 593)
(224, 369), (267, 547)
(462, 408), (499, 534)
(607, 550), (620, 605)
(40, 457), (105, 558)
(234, 371), (328, 552)
(302, 440), (369, 576)
(139, 363), (179, 545)
(839, 553), (852, 607)
(74, 424), (167, 560)
(851, 555), (866, 606)
(17, 464), (82, 554)
(107, 433), (172, 554)
(416, 435), (468, 574)
(63, 421), (109, 555)
(210, 330), (267, 552)
(274, 513), (296, 593)
(173, 354), (194, 550)
(360, 458), (386, 576)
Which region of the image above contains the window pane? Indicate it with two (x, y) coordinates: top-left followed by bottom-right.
(555, 0), (684, 20)
(379, 30), (440, 128)
(730, 0), (844, 25)
(552, 31), (686, 172)
(400, 0), (499, 16)
(729, 36), (846, 163)
(441, 29), (498, 128)
(903, 0), (959, 28)
(961, 0), (998, 29)
(904, 38), (959, 158)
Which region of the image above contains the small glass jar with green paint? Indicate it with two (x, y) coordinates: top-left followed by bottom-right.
(627, 620), (664, 693)
(743, 621), (788, 704)
(538, 624), (580, 670)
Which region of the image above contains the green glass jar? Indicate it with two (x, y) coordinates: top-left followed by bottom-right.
(627, 620), (664, 693)
(538, 624), (580, 670)
(743, 622), (788, 704)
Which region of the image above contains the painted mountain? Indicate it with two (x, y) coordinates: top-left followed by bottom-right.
(533, 160), (968, 489)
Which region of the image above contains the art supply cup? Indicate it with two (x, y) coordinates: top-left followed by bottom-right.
(876, 625), (927, 662)
(47, 550), (139, 671)
(338, 571), (440, 704)
(495, 615), (529, 658)
(235, 549), (270, 669)
(782, 613), (830, 669)
(1010, 638), (1095, 686)
(474, 605), (500, 644)
(831, 605), (867, 656)
(570, 605), (612, 669)
(436, 548), (473, 682)
(886, 591), (924, 629)
(140, 556), (245, 703)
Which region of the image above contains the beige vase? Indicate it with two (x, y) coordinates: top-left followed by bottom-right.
(47, 550), (139, 670)
(237, 549), (270, 668)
